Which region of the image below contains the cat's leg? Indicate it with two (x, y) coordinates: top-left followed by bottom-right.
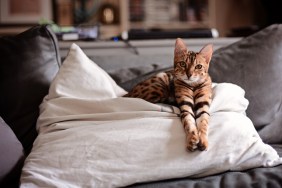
(178, 100), (199, 151)
(194, 95), (211, 151)
(195, 112), (209, 151)
(182, 112), (199, 151)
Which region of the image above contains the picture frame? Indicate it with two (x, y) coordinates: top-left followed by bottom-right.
(0, 0), (53, 24)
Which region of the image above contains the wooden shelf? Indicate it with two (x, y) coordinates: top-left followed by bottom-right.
(99, 0), (259, 38)
(129, 21), (211, 30)
(0, 0), (260, 38)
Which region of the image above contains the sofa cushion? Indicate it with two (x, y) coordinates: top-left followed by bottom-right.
(0, 25), (61, 153)
(0, 117), (25, 187)
(209, 24), (282, 144)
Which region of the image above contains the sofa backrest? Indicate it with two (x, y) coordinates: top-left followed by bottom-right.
(0, 25), (61, 154)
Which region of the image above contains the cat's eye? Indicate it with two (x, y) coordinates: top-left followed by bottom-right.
(180, 62), (186, 67)
(195, 64), (202, 69)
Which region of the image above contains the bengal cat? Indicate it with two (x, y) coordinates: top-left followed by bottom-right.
(124, 38), (213, 151)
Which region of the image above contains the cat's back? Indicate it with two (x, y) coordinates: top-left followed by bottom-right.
(124, 70), (175, 103)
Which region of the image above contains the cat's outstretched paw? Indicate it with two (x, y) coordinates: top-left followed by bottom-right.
(197, 141), (208, 151)
(197, 135), (208, 151)
(186, 131), (199, 152)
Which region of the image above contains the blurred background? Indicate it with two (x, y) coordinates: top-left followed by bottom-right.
(0, 0), (281, 40)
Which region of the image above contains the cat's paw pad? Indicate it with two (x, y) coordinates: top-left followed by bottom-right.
(186, 131), (199, 152)
(197, 138), (208, 151)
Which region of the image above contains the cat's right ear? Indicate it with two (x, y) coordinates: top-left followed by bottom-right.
(175, 38), (188, 55)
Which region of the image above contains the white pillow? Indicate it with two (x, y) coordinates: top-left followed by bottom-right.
(47, 43), (127, 100)
(21, 44), (282, 188)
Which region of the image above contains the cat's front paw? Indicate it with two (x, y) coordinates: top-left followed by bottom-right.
(186, 130), (199, 152)
(198, 134), (208, 151)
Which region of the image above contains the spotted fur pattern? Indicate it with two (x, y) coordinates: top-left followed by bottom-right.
(125, 38), (213, 151)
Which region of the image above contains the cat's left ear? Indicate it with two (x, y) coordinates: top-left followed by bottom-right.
(199, 44), (213, 64)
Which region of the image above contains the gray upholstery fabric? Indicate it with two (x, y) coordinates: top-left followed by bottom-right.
(209, 24), (282, 144)
(108, 64), (164, 84)
(0, 117), (24, 188)
(91, 55), (172, 73)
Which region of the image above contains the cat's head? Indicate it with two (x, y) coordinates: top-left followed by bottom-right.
(173, 38), (213, 85)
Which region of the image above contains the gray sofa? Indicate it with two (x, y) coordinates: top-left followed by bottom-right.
(0, 24), (282, 187)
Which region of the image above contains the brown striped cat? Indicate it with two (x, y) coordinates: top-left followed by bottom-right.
(125, 38), (213, 151)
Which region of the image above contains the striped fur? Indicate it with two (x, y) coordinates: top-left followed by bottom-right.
(125, 38), (213, 151)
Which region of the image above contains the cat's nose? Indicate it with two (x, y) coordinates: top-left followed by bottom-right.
(187, 73), (192, 78)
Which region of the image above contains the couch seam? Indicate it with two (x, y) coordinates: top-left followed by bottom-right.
(44, 25), (61, 68)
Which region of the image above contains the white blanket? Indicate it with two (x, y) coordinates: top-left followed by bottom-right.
(21, 44), (282, 188)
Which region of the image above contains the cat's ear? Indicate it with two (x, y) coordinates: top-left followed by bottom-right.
(175, 38), (188, 56)
(199, 44), (213, 64)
